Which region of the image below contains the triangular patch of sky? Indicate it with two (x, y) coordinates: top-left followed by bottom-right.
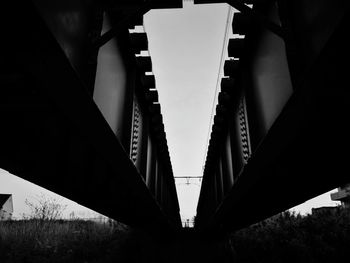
(144, 2), (231, 221)
(145, 2), (230, 177)
(0, 2), (340, 223)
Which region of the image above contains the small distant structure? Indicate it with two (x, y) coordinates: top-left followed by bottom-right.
(331, 184), (350, 208)
(0, 194), (13, 220)
(182, 217), (195, 228)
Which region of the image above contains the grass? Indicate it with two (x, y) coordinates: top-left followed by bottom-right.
(230, 206), (350, 263)
(0, 218), (168, 263)
(0, 219), (132, 263)
(1, 206), (350, 262)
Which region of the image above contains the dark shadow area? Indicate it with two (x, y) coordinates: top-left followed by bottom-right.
(231, 206), (350, 263)
(0, 219), (237, 263)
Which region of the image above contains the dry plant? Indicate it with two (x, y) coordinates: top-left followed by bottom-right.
(24, 193), (67, 221)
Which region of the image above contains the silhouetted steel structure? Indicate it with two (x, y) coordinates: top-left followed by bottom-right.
(0, 0), (182, 232)
(195, 0), (350, 235)
(331, 184), (350, 208)
(0, 0), (349, 243)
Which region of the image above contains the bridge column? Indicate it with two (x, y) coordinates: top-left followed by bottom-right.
(211, 171), (218, 212)
(155, 160), (163, 204)
(222, 131), (234, 194)
(130, 94), (150, 178)
(216, 158), (224, 203)
(146, 134), (156, 192)
(229, 111), (244, 182)
(160, 168), (165, 206)
(93, 13), (134, 152)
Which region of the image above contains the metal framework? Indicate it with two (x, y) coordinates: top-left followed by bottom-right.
(1, 0), (349, 244)
(195, 0), (350, 235)
(0, 0), (183, 234)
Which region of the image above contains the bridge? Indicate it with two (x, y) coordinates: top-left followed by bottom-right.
(1, 0), (349, 261)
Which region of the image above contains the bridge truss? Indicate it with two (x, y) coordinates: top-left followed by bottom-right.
(1, 0), (349, 239)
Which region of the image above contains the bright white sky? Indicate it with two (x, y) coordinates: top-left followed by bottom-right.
(0, 2), (340, 222)
(145, 2), (229, 177)
(144, 2), (230, 221)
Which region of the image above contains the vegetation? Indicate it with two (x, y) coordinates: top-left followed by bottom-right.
(0, 193), (150, 263)
(231, 206), (350, 263)
(24, 193), (67, 221)
(0, 193), (166, 262)
(1, 198), (350, 262)
(0, 219), (122, 262)
(0, 219), (169, 263)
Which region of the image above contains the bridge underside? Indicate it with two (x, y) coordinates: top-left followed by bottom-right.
(195, 0), (350, 234)
(1, 0), (349, 239)
(0, 0), (182, 233)
(203, 27), (350, 232)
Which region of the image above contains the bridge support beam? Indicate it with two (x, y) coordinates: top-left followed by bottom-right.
(194, 0), (284, 38)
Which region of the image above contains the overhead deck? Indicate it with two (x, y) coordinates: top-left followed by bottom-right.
(0, 0), (182, 233)
(1, 0), (349, 239)
(195, 0), (350, 234)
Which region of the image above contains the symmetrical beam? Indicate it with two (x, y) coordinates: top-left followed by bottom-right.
(196, 0), (350, 235)
(194, 0), (284, 38)
(0, 0), (181, 233)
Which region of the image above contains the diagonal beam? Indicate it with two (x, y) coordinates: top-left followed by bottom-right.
(196, 9), (350, 235)
(93, 6), (151, 49)
(194, 0), (285, 38)
(94, 0), (184, 49)
(1, 0), (181, 232)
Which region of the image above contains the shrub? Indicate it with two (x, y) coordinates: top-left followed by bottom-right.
(24, 193), (67, 221)
(231, 206), (350, 263)
(0, 219), (129, 263)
